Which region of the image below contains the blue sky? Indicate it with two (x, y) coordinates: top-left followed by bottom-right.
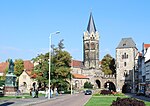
(0, 0), (150, 62)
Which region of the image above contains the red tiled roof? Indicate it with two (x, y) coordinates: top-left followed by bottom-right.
(25, 70), (36, 78)
(0, 62), (8, 73)
(72, 73), (89, 79)
(144, 44), (150, 49)
(71, 60), (83, 68)
(24, 60), (34, 72)
(0, 60), (34, 73)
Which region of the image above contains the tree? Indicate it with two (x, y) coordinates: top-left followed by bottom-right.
(101, 54), (116, 75)
(32, 53), (49, 85)
(14, 59), (24, 77)
(32, 39), (72, 91)
(51, 39), (72, 91)
(84, 81), (93, 89)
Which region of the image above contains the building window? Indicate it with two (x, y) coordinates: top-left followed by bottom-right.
(122, 55), (124, 59)
(126, 55), (128, 58)
(123, 43), (126, 46)
(124, 70), (128, 77)
(122, 53), (128, 59)
(124, 62), (126, 66)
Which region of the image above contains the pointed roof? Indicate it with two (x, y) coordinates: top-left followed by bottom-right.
(116, 38), (136, 49)
(87, 12), (96, 33)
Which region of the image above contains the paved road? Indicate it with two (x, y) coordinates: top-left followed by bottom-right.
(32, 93), (91, 106)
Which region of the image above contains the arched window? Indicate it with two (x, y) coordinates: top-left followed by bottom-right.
(126, 55), (128, 59)
(124, 62), (127, 66)
(124, 70), (128, 77)
(85, 43), (89, 50)
(91, 42), (95, 50)
(122, 53), (128, 59)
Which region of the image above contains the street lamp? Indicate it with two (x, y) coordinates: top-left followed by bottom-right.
(71, 58), (73, 95)
(48, 31), (60, 99)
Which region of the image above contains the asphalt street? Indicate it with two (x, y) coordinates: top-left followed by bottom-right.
(32, 93), (91, 106)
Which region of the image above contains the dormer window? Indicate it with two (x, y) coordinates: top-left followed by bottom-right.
(123, 43), (126, 46)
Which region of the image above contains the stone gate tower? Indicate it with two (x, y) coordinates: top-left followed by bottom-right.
(83, 13), (99, 69)
(116, 38), (138, 93)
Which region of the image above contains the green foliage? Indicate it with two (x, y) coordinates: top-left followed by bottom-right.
(84, 81), (93, 89)
(14, 59), (24, 77)
(32, 39), (72, 90)
(32, 53), (49, 83)
(1, 66), (8, 80)
(101, 54), (116, 75)
(0, 80), (5, 86)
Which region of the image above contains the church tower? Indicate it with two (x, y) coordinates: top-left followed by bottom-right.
(83, 13), (99, 69)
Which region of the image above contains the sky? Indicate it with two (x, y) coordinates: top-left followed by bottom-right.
(0, 0), (150, 62)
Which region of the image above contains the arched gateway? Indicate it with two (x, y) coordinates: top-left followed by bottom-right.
(93, 74), (116, 91)
(95, 79), (101, 88)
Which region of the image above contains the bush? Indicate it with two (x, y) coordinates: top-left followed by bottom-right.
(0, 80), (5, 86)
(84, 82), (93, 89)
(111, 97), (145, 106)
(100, 90), (112, 95)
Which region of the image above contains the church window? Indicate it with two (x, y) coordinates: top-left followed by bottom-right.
(85, 43), (89, 50)
(91, 42), (95, 50)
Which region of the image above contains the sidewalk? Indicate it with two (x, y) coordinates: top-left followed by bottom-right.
(125, 93), (150, 102)
(0, 94), (67, 106)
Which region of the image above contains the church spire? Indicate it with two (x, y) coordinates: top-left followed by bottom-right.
(87, 12), (96, 33)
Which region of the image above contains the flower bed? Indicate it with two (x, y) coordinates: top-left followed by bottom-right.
(111, 97), (145, 106)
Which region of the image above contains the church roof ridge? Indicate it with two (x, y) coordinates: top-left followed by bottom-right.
(87, 12), (96, 33)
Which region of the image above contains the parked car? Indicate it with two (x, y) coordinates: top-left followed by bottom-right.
(85, 90), (92, 95)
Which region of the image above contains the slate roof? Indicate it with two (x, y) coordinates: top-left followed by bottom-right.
(87, 12), (96, 33)
(116, 38), (136, 49)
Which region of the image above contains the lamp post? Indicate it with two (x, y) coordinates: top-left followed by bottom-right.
(48, 31), (60, 99)
(71, 59), (73, 95)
